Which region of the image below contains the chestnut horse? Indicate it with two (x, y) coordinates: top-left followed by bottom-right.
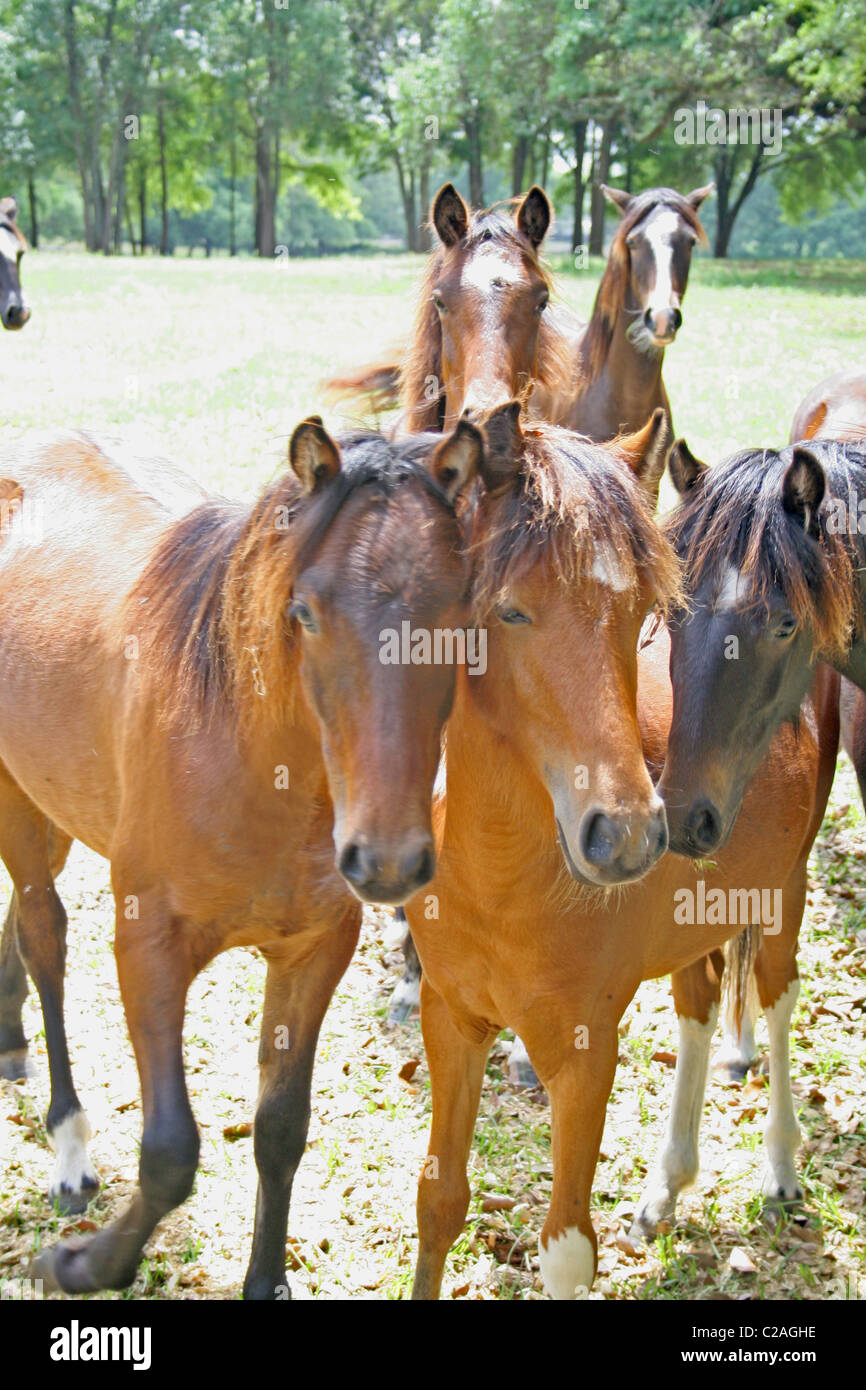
(327, 183), (571, 432)
(790, 366), (866, 445)
(0, 417), (491, 1298)
(0, 197), (29, 330)
(404, 404), (837, 1299)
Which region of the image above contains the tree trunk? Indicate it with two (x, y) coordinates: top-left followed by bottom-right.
(27, 176), (38, 248)
(712, 144), (764, 259)
(125, 195), (136, 254)
(229, 138), (237, 256)
(539, 128), (551, 191)
(466, 109), (484, 208)
(393, 148), (417, 252)
(158, 97), (169, 255)
(512, 134), (529, 197)
(138, 165), (147, 252)
(571, 120), (588, 253)
(255, 126), (276, 258)
(589, 121), (613, 256)
(417, 156), (431, 253)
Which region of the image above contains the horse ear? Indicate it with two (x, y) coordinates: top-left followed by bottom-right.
(617, 408), (673, 499)
(429, 418), (484, 501)
(432, 183), (469, 247)
(0, 196), (18, 222)
(685, 183), (715, 211)
(289, 417), (341, 493)
(782, 446), (825, 536)
(669, 438), (709, 495)
(601, 185), (632, 216)
(481, 400), (523, 488)
(516, 187), (551, 248)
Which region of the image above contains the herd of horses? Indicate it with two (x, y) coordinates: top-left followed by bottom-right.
(1, 179), (864, 1301)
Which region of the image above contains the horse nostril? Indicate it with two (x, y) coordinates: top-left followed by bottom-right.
(580, 811), (626, 868)
(685, 802), (722, 853)
(338, 841), (374, 888)
(643, 308), (654, 330)
(401, 841), (435, 890)
(670, 307), (682, 332)
(649, 809), (669, 861)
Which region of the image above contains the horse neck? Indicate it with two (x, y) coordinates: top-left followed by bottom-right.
(442, 670), (557, 869)
(574, 277), (666, 438)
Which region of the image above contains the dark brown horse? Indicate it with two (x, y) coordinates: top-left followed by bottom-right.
(327, 183), (572, 433)
(0, 197), (29, 329)
(557, 184), (713, 440)
(0, 418), (493, 1298)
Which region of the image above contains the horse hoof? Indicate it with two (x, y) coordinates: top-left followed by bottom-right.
(30, 1236), (99, 1295)
(48, 1176), (99, 1217)
(0, 1048), (30, 1082)
(244, 1273), (292, 1300)
(712, 1056), (754, 1084)
(386, 978), (420, 1026)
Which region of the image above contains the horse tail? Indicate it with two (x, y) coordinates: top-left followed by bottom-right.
(722, 924), (761, 1043)
(322, 362), (402, 415)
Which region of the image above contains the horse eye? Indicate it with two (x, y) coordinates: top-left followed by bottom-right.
(497, 607), (531, 626)
(536, 292), (549, 314)
(774, 613), (798, 640)
(431, 291), (446, 314)
(288, 599), (317, 632)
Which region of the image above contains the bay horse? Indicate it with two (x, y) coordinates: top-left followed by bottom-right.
(327, 182), (572, 433)
(557, 184), (713, 440)
(0, 197), (29, 330)
(0, 416), (492, 1298)
(404, 403), (837, 1298)
(791, 368), (866, 814)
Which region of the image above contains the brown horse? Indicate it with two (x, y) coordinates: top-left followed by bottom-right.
(404, 405), (837, 1299)
(327, 183), (572, 433)
(791, 367), (866, 831)
(0, 417), (493, 1298)
(791, 366), (866, 444)
(558, 184), (713, 440)
(0, 196), (29, 329)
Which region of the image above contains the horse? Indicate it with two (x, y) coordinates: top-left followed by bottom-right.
(555, 184), (713, 440)
(326, 182), (572, 433)
(791, 369), (866, 813)
(790, 366), (866, 444)
(0, 196), (30, 330)
(0, 416), (495, 1298)
(404, 402), (838, 1298)
(660, 436), (866, 857)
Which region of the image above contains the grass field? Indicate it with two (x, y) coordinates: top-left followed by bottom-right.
(1, 249), (865, 1301)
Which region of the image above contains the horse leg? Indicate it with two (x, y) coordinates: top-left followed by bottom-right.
(32, 890), (198, 1293)
(630, 953), (722, 1241)
(0, 782), (93, 1212)
(524, 1017), (620, 1299)
(387, 913), (422, 1025)
(753, 875), (804, 1206)
(0, 894), (29, 1079)
(412, 977), (494, 1300)
(243, 909), (360, 1301)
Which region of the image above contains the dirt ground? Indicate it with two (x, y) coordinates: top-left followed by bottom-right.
(1, 758), (864, 1303)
